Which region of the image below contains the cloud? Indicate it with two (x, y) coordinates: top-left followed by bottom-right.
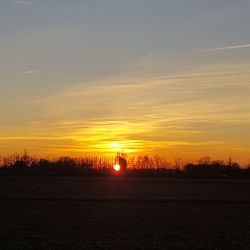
(4, 62), (249, 161)
(19, 70), (38, 75)
(31, 63), (250, 122)
(206, 43), (250, 52)
(13, 0), (34, 5)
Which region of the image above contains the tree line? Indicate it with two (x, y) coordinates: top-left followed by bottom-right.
(0, 152), (250, 178)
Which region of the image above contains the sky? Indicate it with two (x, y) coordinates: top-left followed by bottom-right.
(1, 0), (250, 163)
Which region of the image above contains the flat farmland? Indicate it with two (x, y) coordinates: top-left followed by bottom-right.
(0, 177), (250, 249)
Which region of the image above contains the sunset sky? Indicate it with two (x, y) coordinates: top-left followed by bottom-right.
(1, 0), (250, 163)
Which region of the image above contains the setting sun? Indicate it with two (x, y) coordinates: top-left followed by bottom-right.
(1, 1), (250, 249)
(113, 164), (120, 172)
(1, 0), (250, 164)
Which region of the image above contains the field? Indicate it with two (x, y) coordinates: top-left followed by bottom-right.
(0, 177), (250, 249)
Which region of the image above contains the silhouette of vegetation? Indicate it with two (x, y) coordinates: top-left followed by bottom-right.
(114, 152), (128, 174)
(0, 152), (250, 178)
(184, 156), (243, 178)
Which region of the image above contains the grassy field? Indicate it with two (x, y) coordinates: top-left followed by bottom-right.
(0, 177), (250, 249)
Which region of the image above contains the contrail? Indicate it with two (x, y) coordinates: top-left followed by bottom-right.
(20, 70), (38, 75)
(206, 43), (250, 52)
(14, 0), (34, 5)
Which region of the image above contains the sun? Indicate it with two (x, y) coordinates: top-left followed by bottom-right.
(113, 164), (120, 171)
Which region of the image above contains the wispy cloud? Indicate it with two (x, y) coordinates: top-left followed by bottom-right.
(13, 0), (34, 5)
(206, 43), (250, 52)
(3, 63), (250, 161)
(19, 70), (38, 75)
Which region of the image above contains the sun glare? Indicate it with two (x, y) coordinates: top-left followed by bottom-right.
(108, 141), (137, 153)
(109, 142), (123, 152)
(113, 164), (120, 171)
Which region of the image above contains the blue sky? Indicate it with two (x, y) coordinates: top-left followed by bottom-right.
(1, 0), (250, 162)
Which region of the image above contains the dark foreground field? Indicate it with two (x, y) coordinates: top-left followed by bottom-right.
(0, 177), (250, 250)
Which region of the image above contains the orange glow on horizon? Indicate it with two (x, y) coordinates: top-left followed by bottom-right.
(91, 141), (141, 154)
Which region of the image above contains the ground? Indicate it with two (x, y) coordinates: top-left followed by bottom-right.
(0, 177), (249, 249)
